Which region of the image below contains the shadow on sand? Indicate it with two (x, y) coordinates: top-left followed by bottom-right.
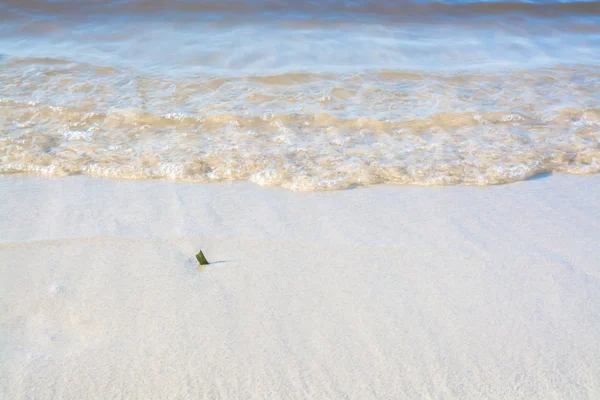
(526, 172), (553, 181)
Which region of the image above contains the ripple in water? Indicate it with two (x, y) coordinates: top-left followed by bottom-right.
(0, 1), (599, 190)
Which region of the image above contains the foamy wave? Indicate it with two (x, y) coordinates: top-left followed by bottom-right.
(1, 62), (599, 191)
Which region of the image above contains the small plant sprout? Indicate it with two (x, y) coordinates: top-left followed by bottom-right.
(196, 250), (209, 266)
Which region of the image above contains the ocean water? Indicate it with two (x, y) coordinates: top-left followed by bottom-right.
(0, 1), (599, 190)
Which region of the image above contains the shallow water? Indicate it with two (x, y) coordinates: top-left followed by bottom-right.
(1, 1), (599, 190)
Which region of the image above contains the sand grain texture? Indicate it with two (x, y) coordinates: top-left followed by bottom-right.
(1, 175), (599, 399)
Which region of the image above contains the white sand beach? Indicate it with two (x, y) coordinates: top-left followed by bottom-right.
(1, 175), (599, 399)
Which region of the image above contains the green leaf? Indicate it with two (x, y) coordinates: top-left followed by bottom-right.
(196, 250), (209, 265)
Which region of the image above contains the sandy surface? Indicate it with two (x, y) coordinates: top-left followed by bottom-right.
(1, 175), (599, 399)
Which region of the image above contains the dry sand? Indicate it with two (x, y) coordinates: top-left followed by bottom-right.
(1, 175), (599, 399)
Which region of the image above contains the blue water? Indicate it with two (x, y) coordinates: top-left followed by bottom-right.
(1, 0), (599, 75)
(0, 1), (599, 190)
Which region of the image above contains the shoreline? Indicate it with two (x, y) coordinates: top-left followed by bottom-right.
(1, 174), (599, 398)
